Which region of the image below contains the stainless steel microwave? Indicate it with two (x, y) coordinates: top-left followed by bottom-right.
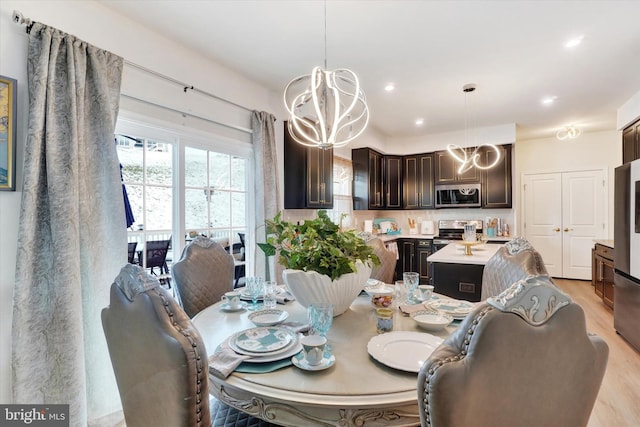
(435, 184), (482, 208)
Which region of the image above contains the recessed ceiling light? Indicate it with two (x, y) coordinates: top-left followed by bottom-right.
(542, 96), (558, 105)
(384, 83), (396, 92)
(564, 35), (585, 48)
(415, 118), (425, 126)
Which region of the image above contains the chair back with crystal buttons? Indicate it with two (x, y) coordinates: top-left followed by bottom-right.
(417, 275), (608, 427)
(102, 264), (210, 427)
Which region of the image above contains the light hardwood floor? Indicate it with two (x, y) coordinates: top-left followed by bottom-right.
(554, 279), (640, 427)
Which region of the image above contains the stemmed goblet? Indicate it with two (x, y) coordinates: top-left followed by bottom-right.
(245, 276), (263, 311)
(309, 303), (333, 337)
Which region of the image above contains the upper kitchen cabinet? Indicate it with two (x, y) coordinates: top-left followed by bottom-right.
(353, 147), (384, 210)
(385, 155), (403, 209)
(284, 122), (333, 209)
(434, 150), (480, 184)
(403, 153), (435, 209)
(352, 148), (402, 210)
(622, 117), (640, 164)
(481, 144), (512, 208)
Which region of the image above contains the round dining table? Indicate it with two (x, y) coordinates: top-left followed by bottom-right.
(192, 291), (457, 427)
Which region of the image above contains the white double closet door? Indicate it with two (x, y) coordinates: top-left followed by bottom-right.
(523, 169), (606, 280)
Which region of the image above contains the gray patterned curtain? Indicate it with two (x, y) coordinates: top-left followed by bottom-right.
(251, 111), (281, 281)
(12, 23), (125, 425)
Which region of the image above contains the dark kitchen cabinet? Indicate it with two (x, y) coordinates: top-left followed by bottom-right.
(403, 153), (435, 209)
(284, 123), (333, 209)
(481, 144), (512, 208)
(395, 239), (415, 280)
(385, 155), (403, 209)
(434, 150), (480, 184)
(592, 242), (614, 309)
(352, 148), (401, 210)
(622, 118), (640, 164)
(352, 148), (383, 210)
(415, 239), (434, 285)
(430, 262), (484, 302)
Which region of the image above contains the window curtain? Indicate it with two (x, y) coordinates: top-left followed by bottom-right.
(12, 23), (125, 425)
(251, 111), (280, 280)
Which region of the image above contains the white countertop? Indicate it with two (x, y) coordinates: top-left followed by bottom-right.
(376, 233), (435, 242)
(427, 242), (503, 265)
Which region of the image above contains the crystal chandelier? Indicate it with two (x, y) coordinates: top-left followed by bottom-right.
(283, 2), (369, 149)
(447, 84), (501, 173)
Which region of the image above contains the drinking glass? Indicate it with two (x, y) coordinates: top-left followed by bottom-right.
(263, 281), (278, 310)
(403, 272), (420, 303)
(245, 276), (263, 311)
(308, 303), (333, 337)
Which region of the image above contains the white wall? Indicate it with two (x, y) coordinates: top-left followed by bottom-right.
(0, 0), (289, 405)
(514, 130), (622, 239)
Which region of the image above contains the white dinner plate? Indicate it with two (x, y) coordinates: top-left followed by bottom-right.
(231, 326), (296, 354)
(426, 299), (475, 320)
(367, 331), (443, 373)
(244, 341), (302, 364)
(248, 309), (289, 327)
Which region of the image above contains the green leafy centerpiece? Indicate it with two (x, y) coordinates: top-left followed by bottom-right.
(259, 210), (379, 316)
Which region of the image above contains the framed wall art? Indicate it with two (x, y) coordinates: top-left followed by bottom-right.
(0, 75), (17, 191)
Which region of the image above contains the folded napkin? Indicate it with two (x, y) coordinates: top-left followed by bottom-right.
(276, 289), (295, 304)
(208, 339), (251, 379)
(399, 302), (429, 315)
(280, 322), (310, 334)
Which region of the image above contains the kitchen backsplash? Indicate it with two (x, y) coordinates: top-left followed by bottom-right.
(284, 208), (516, 236)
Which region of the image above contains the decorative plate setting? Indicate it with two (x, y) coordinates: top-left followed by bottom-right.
(291, 351), (335, 371)
(367, 331), (443, 373)
(426, 299), (475, 319)
(232, 327), (295, 354)
(248, 309), (289, 327)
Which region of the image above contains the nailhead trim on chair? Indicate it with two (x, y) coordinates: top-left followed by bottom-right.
(155, 287), (208, 426)
(422, 307), (493, 426)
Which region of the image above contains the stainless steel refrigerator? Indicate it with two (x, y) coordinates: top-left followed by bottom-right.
(614, 159), (640, 352)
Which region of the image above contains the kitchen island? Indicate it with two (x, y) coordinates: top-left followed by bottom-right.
(427, 242), (503, 302)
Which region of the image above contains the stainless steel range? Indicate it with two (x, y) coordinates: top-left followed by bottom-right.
(433, 219), (484, 251)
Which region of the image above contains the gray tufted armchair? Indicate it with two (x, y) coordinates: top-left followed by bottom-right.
(368, 238), (397, 284)
(417, 275), (608, 427)
(172, 236), (235, 318)
(481, 237), (549, 300)
(102, 264), (281, 427)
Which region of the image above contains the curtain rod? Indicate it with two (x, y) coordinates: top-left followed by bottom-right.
(12, 9), (254, 114)
(121, 93), (252, 135)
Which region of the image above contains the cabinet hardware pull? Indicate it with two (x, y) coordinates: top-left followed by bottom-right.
(553, 228), (560, 232)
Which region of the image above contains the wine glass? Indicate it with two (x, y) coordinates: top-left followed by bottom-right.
(403, 272), (420, 303)
(245, 276), (263, 311)
(308, 303), (333, 337)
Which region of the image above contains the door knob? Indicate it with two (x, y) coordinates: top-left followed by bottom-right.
(553, 228), (560, 232)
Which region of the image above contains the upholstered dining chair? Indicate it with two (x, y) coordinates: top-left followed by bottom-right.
(172, 236), (235, 318)
(480, 237), (549, 300)
(417, 275), (609, 427)
(368, 238), (397, 284)
(102, 263), (282, 427)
